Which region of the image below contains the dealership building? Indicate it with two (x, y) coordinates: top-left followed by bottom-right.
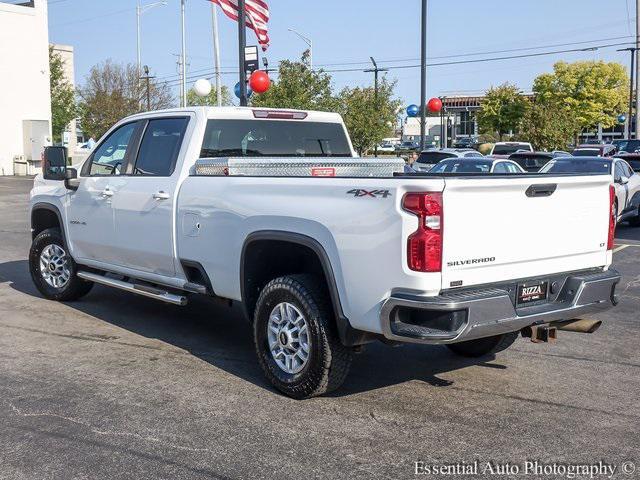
(0, 0), (51, 175)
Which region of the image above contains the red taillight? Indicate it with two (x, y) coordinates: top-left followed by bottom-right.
(403, 192), (443, 272)
(608, 184), (616, 250)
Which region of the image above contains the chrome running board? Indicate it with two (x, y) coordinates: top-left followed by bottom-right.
(77, 271), (188, 306)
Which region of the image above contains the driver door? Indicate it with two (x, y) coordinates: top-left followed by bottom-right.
(65, 121), (142, 265)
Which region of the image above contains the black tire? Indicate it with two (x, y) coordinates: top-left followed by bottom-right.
(253, 275), (352, 399)
(628, 207), (640, 227)
(446, 331), (519, 358)
(29, 228), (93, 301)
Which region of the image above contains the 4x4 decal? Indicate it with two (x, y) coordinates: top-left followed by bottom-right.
(347, 189), (391, 198)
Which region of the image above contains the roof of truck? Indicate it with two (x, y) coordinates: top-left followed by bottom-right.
(125, 106), (345, 124)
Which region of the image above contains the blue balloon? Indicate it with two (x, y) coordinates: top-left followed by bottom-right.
(406, 104), (419, 117)
(618, 114), (627, 124)
(234, 81), (253, 99)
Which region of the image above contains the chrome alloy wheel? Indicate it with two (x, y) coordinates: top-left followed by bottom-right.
(267, 302), (311, 374)
(39, 244), (71, 289)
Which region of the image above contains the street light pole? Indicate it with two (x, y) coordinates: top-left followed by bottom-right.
(636, 0), (640, 138)
(419, 0), (427, 151)
(136, 1), (167, 76)
(238, 0), (248, 106)
(365, 57), (389, 157)
(288, 28), (313, 69)
(180, 0), (187, 107)
(619, 47), (637, 139)
(211, 2), (222, 107)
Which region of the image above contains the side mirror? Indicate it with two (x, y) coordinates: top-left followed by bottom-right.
(618, 176), (630, 185)
(64, 168), (80, 191)
(43, 146), (68, 180)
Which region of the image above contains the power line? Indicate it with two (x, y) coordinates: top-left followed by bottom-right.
(156, 40), (635, 89)
(154, 35), (636, 83)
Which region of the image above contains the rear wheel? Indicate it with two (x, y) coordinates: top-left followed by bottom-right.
(253, 275), (352, 399)
(628, 206), (640, 227)
(446, 331), (519, 358)
(29, 228), (93, 301)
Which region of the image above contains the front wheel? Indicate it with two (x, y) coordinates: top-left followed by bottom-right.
(253, 275), (352, 399)
(446, 331), (519, 358)
(29, 228), (93, 301)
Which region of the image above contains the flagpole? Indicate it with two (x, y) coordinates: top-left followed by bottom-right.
(238, 0), (248, 107)
(211, 2), (222, 107)
(181, 0), (187, 107)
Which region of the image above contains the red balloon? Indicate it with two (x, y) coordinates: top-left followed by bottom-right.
(249, 70), (271, 94)
(427, 97), (442, 112)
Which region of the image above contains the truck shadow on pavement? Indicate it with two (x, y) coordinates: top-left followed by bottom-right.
(0, 259), (505, 398)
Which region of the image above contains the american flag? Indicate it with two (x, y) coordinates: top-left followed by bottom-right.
(209, 0), (270, 51)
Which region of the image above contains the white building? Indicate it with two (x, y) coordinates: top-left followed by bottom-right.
(51, 43), (78, 154)
(0, 0), (51, 175)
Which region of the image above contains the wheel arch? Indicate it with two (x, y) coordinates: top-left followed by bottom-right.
(240, 230), (372, 347)
(31, 203), (65, 241)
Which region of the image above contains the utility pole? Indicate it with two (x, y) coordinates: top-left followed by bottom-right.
(140, 65), (154, 111)
(211, 2), (222, 107)
(288, 28), (313, 70)
(619, 47), (637, 139)
(636, 0), (640, 139)
(238, 0), (248, 106)
(419, 0), (427, 151)
(365, 57), (389, 157)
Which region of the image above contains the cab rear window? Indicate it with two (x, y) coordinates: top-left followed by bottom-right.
(200, 120), (352, 158)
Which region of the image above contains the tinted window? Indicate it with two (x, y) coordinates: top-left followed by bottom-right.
(505, 162), (522, 173)
(493, 162), (508, 173)
(431, 160), (493, 173)
(614, 162), (625, 181)
(493, 144), (531, 155)
(540, 159), (611, 174)
(572, 149), (601, 157)
(88, 122), (137, 176)
(134, 118), (189, 176)
(621, 161), (633, 177)
(416, 152), (455, 164)
(616, 140), (640, 153)
(510, 154), (551, 169)
(200, 120), (352, 158)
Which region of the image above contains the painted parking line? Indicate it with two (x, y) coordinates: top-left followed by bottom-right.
(613, 245), (630, 253)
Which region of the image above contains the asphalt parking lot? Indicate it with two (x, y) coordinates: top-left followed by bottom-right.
(0, 176), (639, 479)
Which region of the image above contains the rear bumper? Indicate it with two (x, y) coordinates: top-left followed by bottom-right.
(380, 268), (620, 344)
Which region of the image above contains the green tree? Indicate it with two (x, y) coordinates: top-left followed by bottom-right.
(78, 60), (174, 139)
(49, 46), (77, 143)
(187, 85), (232, 106)
(251, 52), (339, 111)
(533, 61), (628, 141)
(519, 101), (578, 151)
(477, 83), (529, 140)
(338, 79), (401, 155)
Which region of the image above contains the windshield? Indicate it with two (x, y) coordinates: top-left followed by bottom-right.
(510, 154), (550, 169)
(430, 160), (493, 173)
(493, 144), (531, 155)
(615, 140), (640, 153)
(417, 152), (456, 164)
(539, 159), (611, 174)
(200, 119), (352, 158)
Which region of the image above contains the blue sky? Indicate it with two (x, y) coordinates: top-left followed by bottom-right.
(48, 0), (636, 106)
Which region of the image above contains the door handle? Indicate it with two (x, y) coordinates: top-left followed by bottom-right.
(101, 188), (114, 198)
(525, 184), (557, 197)
(153, 191), (170, 200)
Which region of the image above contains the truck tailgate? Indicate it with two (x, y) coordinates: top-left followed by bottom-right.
(441, 175), (612, 289)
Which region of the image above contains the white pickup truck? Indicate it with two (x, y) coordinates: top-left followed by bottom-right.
(29, 107), (620, 399)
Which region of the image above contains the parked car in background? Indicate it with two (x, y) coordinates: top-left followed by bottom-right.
(376, 141), (397, 153)
(572, 144), (617, 157)
(413, 148), (483, 172)
(429, 157), (525, 174)
(613, 139), (640, 154)
(452, 137), (479, 149)
(395, 141), (420, 153)
(540, 156), (640, 225)
(490, 142), (534, 157)
(615, 153), (640, 172)
(508, 151), (570, 172)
